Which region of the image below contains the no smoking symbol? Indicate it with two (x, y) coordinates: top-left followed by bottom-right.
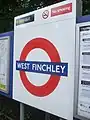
(42, 10), (49, 19)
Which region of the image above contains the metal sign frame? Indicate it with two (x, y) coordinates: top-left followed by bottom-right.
(74, 15), (90, 120)
(0, 31), (14, 98)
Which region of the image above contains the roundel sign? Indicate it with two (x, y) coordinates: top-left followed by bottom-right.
(16, 37), (68, 97)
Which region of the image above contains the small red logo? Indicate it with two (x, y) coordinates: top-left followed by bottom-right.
(42, 10), (49, 19)
(51, 3), (72, 17)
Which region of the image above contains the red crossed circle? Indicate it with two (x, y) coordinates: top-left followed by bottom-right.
(20, 38), (61, 97)
(42, 10), (49, 19)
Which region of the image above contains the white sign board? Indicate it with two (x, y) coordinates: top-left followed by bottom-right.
(77, 22), (90, 119)
(13, 0), (76, 119)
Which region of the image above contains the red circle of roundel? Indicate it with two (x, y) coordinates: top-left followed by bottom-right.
(20, 38), (61, 97)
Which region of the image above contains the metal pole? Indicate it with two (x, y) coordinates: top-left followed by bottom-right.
(20, 103), (24, 120)
(59, 118), (63, 120)
(45, 112), (50, 120)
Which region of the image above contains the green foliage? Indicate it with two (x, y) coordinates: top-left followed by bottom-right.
(83, 0), (90, 15)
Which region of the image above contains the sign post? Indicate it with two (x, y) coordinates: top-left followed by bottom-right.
(20, 103), (24, 120)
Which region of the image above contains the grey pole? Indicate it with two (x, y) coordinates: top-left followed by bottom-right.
(20, 103), (24, 120)
(59, 118), (63, 120)
(45, 112), (50, 120)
